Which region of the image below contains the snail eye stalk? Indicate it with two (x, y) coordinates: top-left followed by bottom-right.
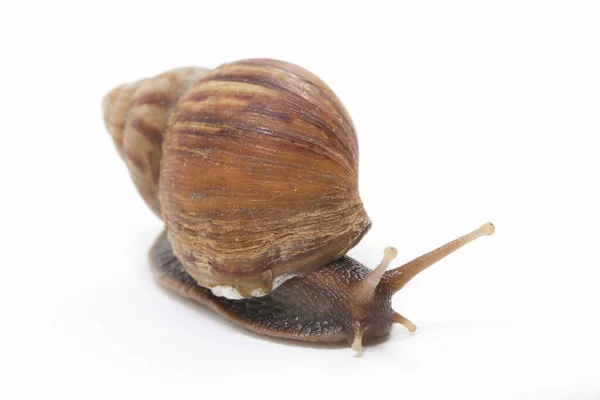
(382, 222), (495, 294)
(354, 247), (398, 303)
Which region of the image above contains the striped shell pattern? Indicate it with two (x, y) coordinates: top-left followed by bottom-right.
(102, 59), (371, 299)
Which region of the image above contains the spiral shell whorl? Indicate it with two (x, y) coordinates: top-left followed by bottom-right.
(160, 59), (370, 298)
(102, 67), (210, 216)
(102, 59), (370, 299)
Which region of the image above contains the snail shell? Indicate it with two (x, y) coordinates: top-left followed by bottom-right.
(103, 59), (371, 299)
(102, 67), (210, 216)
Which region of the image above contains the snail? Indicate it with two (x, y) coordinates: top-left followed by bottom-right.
(102, 59), (494, 350)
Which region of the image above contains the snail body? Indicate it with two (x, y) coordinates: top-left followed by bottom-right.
(103, 59), (494, 350)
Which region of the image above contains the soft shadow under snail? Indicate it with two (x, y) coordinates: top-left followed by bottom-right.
(102, 59), (494, 351)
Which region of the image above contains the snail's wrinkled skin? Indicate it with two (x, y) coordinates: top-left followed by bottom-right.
(151, 223), (495, 350)
(151, 231), (395, 345)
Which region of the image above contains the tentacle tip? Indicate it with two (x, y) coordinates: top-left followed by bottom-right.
(350, 325), (364, 352)
(351, 339), (363, 352)
(384, 246), (398, 260)
(480, 222), (495, 236)
(393, 312), (417, 333)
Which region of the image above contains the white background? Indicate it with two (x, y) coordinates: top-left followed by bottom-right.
(1, 1), (599, 399)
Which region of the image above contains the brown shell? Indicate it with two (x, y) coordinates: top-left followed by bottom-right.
(102, 67), (210, 216)
(103, 59), (371, 298)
